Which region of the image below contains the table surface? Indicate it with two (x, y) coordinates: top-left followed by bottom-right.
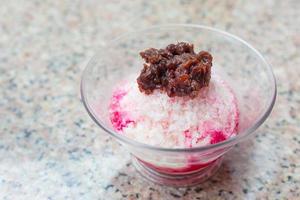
(1, 0), (300, 199)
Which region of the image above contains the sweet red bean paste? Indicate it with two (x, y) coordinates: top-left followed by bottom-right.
(137, 42), (213, 98)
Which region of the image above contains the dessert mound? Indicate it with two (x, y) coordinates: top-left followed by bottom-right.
(107, 42), (239, 148)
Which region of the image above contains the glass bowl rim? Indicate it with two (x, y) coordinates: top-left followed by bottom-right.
(80, 23), (277, 153)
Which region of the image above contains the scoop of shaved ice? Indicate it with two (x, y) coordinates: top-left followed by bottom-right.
(108, 73), (239, 148)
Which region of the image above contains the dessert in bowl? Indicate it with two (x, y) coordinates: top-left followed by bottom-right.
(81, 24), (276, 186)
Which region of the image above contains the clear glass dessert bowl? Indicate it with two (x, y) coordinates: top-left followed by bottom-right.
(80, 24), (276, 187)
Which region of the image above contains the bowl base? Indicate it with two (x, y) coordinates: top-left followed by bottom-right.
(132, 156), (223, 187)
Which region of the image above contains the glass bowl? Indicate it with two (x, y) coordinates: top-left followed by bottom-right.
(80, 24), (276, 187)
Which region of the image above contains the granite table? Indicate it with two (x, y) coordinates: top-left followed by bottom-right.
(0, 0), (299, 199)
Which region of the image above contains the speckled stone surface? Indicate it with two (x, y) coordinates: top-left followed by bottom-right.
(0, 0), (299, 199)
